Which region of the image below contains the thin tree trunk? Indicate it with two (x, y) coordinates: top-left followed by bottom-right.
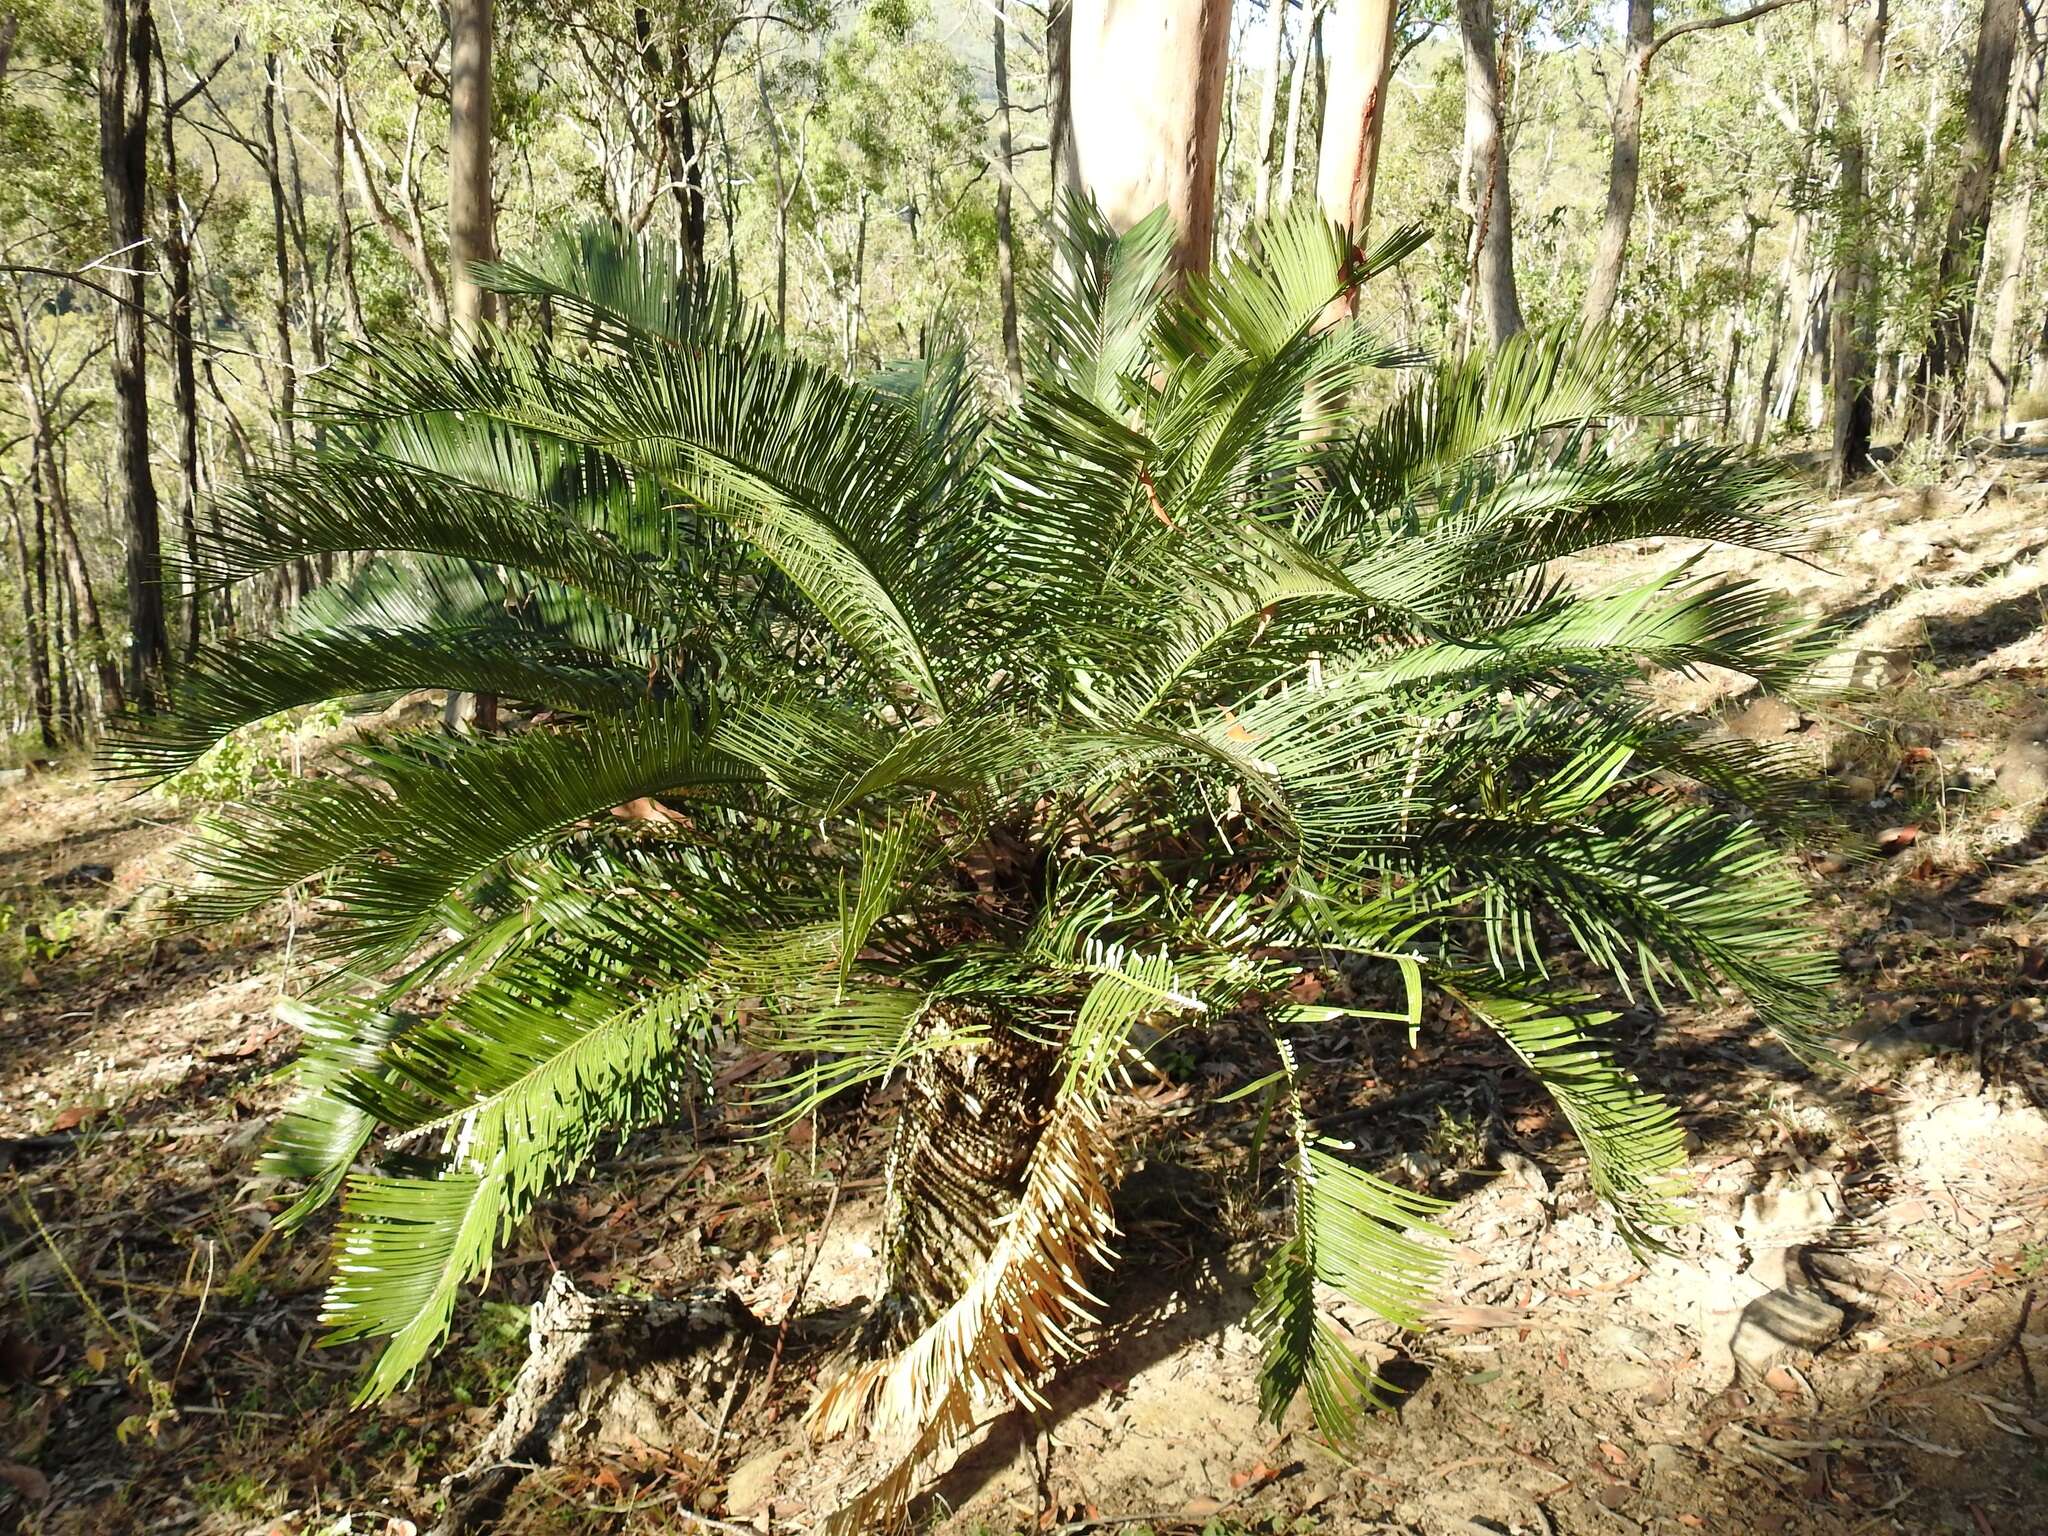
(1980, 12), (2042, 428)
(1253, 0), (1288, 222)
(993, 0), (1023, 393)
(1583, 0), (1653, 326)
(1458, 0), (1524, 342)
(156, 30), (202, 658)
(1581, 0), (1808, 327)
(1278, 0), (1325, 209)
(755, 43), (790, 335)
(1045, 0), (1085, 210)
(330, 35), (367, 340)
(98, 0), (159, 710)
(260, 55), (297, 447)
(448, 0), (497, 345)
(1829, 0), (1887, 487)
(1910, 0), (2022, 441)
(6, 490), (57, 750)
(338, 78), (449, 328)
(1070, 0), (1233, 278)
(1720, 213), (1760, 428)
(1317, 0), (1399, 254)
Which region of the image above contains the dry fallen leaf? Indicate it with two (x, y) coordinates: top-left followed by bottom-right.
(1876, 825), (1921, 855)
(48, 1105), (89, 1133)
(0, 1462), (50, 1504)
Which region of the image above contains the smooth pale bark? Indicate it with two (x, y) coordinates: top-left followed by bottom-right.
(1912, 0), (2022, 441)
(1458, 0), (1524, 342)
(1278, 0), (1326, 207)
(1252, 0), (1288, 221)
(1828, 0), (1887, 488)
(1979, 13), (2042, 425)
(1070, 0), (1233, 277)
(449, 0), (497, 344)
(1317, 0), (1399, 256)
(994, 0), (1023, 393)
(98, 0), (160, 709)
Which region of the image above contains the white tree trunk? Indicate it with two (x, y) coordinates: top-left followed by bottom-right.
(1316, 0), (1399, 244)
(1070, 0), (1233, 277)
(448, 0), (497, 346)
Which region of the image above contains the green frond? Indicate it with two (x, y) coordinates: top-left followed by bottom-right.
(1252, 1049), (1448, 1442)
(261, 1001), (416, 1229)
(1452, 985), (1688, 1247)
(476, 223), (770, 355)
(111, 626), (648, 781)
(177, 706), (759, 955)
(322, 1167), (508, 1403)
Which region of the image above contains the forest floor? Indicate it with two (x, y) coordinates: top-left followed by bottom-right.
(2, 440), (2047, 1536)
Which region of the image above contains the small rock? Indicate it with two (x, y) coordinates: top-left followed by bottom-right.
(1895, 720), (1941, 748)
(725, 1446), (788, 1517)
(1730, 1248), (1849, 1380)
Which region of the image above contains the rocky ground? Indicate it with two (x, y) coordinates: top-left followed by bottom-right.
(0, 442), (2045, 1536)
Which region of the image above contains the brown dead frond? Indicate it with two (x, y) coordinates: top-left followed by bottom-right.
(809, 1091), (1123, 1528)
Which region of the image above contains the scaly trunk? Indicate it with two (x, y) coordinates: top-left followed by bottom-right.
(1070, 0), (1233, 279)
(863, 1009), (1063, 1351)
(98, 0), (163, 710)
(1458, 0), (1524, 343)
(448, 0), (497, 346)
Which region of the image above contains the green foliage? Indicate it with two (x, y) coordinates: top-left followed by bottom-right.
(137, 211), (1834, 1486)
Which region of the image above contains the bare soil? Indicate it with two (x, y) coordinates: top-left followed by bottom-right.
(1, 445), (2046, 1536)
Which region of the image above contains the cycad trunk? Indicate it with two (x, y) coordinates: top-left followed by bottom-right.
(864, 1010), (1062, 1350)
(1070, 0), (1232, 278)
(1458, 0), (1524, 344)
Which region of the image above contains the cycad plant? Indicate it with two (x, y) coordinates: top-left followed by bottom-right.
(121, 208), (1833, 1525)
